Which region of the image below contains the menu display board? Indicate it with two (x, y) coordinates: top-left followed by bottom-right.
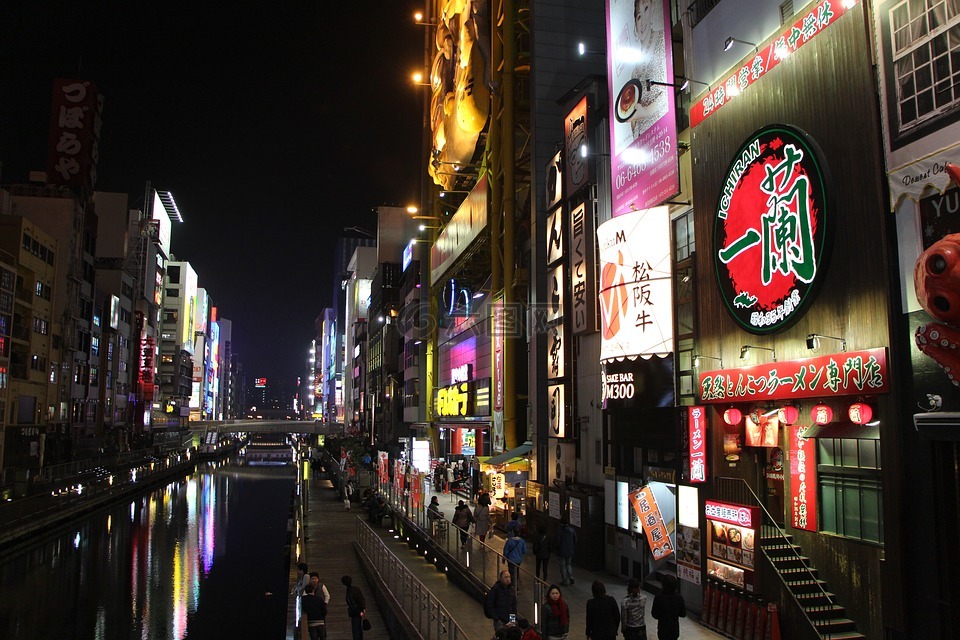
(705, 501), (759, 592)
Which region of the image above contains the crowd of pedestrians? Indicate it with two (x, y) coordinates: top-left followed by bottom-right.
(292, 561), (370, 640)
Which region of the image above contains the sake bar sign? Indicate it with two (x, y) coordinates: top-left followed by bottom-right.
(714, 125), (830, 334)
(698, 348), (888, 403)
(690, 0), (860, 128)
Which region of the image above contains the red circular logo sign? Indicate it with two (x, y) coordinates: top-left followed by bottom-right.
(714, 125), (830, 334)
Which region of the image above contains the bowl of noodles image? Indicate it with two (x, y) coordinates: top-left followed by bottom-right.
(615, 79), (644, 122)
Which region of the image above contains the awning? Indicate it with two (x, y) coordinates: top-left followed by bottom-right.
(801, 423), (879, 440)
(482, 441), (533, 466)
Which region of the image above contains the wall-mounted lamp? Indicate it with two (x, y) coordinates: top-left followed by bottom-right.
(740, 345), (777, 362)
(677, 77), (710, 92)
(579, 143), (610, 159)
(693, 354), (723, 369)
(806, 334), (847, 351)
(577, 42), (604, 56)
(414, 12), (438, 26)
(439, 190), (470, 198)
(724, 37), (759, 52)
(411, 72), (431, 86)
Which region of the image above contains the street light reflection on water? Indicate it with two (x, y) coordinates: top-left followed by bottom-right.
(0, 461), (294, 639)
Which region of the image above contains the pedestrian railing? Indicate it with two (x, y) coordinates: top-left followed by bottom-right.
(375, 479), (549, 627)
(356, 519), (468, 640)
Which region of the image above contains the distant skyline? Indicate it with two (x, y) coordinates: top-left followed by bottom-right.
(0, 2), (425, 387)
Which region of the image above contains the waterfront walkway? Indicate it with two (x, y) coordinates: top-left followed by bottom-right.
(293, 473), (725, 640)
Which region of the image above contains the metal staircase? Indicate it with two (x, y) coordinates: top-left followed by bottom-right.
(717, 477), (865, 640)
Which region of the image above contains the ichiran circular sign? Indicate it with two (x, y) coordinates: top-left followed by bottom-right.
(714, 125), (831, 334)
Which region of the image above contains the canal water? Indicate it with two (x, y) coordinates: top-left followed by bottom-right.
(0, 459), (296, 639)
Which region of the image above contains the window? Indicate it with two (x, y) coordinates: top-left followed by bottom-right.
(35, 281), (52, 300)
(89, 366), (99, 386)
(46, 249), (54, 265)
(30, 354), (47, 371)
(779, 0), (793, 25)
(167, 265), (181, 282)
(91, 336), (100, 357)
(673, 210), (695, 261)
(165, 288), (180, 297)
(888, 0), (960, 135)
(818, 437), (883, 543)
(50, 363), (57, 384)
(31, 238), (40, 256)
(22, 232), (30, 251)
(33, 317), (49, 335)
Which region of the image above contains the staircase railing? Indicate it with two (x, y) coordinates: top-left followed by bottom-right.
(716, 477), (843, 639)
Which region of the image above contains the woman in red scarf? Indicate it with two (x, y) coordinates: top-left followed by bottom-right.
(541, 585), (570, 640)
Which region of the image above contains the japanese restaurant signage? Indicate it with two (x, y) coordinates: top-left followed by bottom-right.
(705, 500), (758, 528)
(715, 125), (831, 334)
(699, 348), (888, 402)
(690, 0), (861, 128)
(630, 485), (674, 560)
(789, 424), (818, 531)
(434, 379), (491, 418)
(688, 406), (707, 483)
(47, 78), (104, 191)
(563, 95), (591, 198)
(706, 500), (759, 591)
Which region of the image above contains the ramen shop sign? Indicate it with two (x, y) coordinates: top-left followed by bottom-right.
(714, 125), (830, 334)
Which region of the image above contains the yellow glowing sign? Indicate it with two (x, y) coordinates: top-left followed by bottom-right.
(435, 382), (472, 417)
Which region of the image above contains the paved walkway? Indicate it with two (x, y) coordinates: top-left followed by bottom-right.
(294, 470), (725, 640)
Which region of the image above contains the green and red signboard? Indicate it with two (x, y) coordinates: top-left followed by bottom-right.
(698, 348), (888, 403)
(714, 125), (831, 334)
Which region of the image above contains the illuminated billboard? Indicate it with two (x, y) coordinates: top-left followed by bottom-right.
(605, 0), (679, 216)
(151, 191), (172, 258)
(597, 207), (673, 361)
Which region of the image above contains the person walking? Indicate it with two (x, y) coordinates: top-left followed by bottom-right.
(553, 516), (577, 585)
(475, 499), (492, 543)
(342, 481), (354, 511)
(620, 578), (647, 640)
(503, 528), (528, 586)
(533, 525), (551, 580)
(651, 574), (685, 640)
(427, 495), (445, 535)
(484, 569), (518, 633)
(341, 575), (367, 640)
(452, 499), (475, 548)
(301, 583), (328, 640)
(585, 581), (621, 640)
(541, 584), (570, 640)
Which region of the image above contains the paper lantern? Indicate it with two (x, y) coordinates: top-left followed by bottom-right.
(778, 405), (799, 425)
(810, 404), (833, 425)
(723, 407), (743, 426)
(848, 402), (873, 425)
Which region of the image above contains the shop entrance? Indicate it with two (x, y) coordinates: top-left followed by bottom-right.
(763, 447), (786, 525)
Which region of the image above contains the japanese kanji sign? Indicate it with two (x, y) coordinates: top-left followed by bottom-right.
(690, 0), (860, 128)
(688, 406), (707, 483)
(563, 96), (591, 198)
(698, 348), (888, 403)
(714, 125), (830, 334)
(630, 486), (673, 560)
(47, 78), (104, 191)
(569, 201), (597, 334)
(789, 424), (818, 531)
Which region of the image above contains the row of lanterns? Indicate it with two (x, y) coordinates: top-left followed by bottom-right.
(722, 401), (874, 427)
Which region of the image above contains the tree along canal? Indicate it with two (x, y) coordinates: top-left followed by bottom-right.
(0, 459), (296, 639)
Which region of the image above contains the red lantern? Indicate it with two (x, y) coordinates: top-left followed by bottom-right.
(778, 405), (799, 425)
(723, 407), (743, 425)
(810, 404), (833, 425)
(849, 402), (873, 425)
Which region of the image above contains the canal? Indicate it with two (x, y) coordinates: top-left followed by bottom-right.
(0, 459), (296, 639)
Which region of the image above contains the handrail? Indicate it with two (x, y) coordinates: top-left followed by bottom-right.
(375, 478), (548, 626)
(717, 477), (837, 638)
(356, 518), (467, 640)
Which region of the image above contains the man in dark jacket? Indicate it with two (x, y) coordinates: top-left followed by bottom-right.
(301, 584), (328, 640)
(553, 516), (577, 585)
(651, 574), (686, 640)
(585, 580), (620, 640)
(484, 569), (518, 633)
(341, 575), (366, 640)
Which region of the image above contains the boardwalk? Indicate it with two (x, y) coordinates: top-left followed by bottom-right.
(291, 471), (726, 640)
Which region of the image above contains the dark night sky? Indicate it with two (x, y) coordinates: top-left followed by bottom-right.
(1, 2), (425, 389)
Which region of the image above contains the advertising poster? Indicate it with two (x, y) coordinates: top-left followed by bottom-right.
(569, 497), (582, 528)
(789, 424), (817, 531)
(630, 485), (673, 561)
(549, 491), (561, 519)
(676, 524), (702, 585)
(597, 207), (673, 361)
(605, 0), (678, 216)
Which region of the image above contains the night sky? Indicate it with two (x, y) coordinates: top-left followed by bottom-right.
(0, 2), (425, 389)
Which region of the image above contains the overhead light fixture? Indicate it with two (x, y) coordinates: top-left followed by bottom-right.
(411, 72), (431, 86)
(740, 345), (776, 362)
(676, 77), (710, 93)
(413, 12), (438, 26)
(724, 37), (759, 52)
(806, 334), (847, 351)
(692, 354), (723, 369)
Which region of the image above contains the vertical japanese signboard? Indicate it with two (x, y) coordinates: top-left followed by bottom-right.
(597, 207), (673, 361)
(605, 0), (679, 216)
(688, 406), (707, 483)
(563, 96), (591, 198)
(714, 125), (831, 334)
(630, 485), (673, 560)
(492, 295), (505, 453)
(47, 79), (104, 192)
(789, 424), (817, 531)
(569, 201), (597, 334)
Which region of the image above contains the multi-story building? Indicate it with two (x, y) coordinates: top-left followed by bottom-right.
(0, 249), (14, 475)
(159, 260), (196, 428)
(343, 245), (377, 434)
(0, 216), (59, 471)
